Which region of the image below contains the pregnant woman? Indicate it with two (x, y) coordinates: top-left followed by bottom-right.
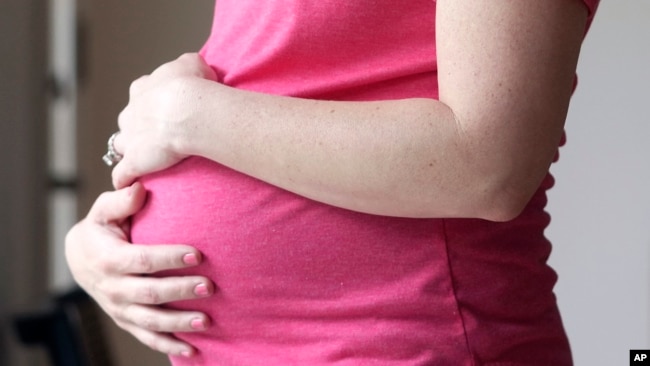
(66, 0), (599, 364)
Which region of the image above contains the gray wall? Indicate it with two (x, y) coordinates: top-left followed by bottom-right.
(0, 0), (49, 365)
(548, 1), (650, 364)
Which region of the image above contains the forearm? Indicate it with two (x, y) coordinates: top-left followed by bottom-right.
(174, 81), (517, 220)
(113, 1), (586, 221)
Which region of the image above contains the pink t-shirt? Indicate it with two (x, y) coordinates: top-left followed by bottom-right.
(131, 1), (599, 365)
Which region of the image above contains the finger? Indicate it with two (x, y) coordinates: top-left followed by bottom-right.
(117, 106), (134, 133)
(150, 56), (183, 79)
(178, 53), (217, 81)
(107, 243), (206, 274)
(129, 276), (215, 304)
(114, 113), (127, 148)
(176, 53), (214, 76)
(151, 53), (213, 80)
(106, 275), (214, 304)
(118, 321), (196, 357)
(88, 183), (147, 224)
(193, 54), (218, 81)
(112, 159), (137, 189)
(129, 75), (150, 96)
(117, 304), (211, 334)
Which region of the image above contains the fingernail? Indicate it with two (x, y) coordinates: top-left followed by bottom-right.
(190, 318), (206, 330)
(183, 253), (199, 266)
(180, 350), (192, 358)
(194, 283), (210, 297)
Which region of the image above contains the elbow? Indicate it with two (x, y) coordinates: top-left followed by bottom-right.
(460, 153), (549, 223)
(391, 176), (535, 221)
(473, 178), (538, 223)
(478, 197), (528, 222)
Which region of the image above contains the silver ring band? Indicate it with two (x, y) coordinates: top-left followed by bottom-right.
(102, 131), (123, 167)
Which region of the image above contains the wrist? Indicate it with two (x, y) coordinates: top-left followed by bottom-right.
(166, 77), (216, 158)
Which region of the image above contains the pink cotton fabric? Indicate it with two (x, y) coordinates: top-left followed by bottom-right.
(130, 1), (599, 365)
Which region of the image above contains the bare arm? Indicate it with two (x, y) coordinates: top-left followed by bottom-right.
(114, 0), (588, 221)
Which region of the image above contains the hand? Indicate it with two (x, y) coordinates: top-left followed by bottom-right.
(111, 53), (218, 189)
(65, 183), (215, 357)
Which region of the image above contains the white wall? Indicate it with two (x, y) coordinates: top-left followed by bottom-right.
(547, 1), (650, 365)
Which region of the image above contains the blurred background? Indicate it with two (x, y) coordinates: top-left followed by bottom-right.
(0, 0), (648, 365)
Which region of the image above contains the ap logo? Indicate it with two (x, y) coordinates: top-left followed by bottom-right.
(631, 350), (650, 365)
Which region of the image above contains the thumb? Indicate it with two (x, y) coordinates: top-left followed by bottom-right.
(88, 182), (147, 224)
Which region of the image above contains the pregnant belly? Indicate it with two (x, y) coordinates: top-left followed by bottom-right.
(130, 157), (469, 364)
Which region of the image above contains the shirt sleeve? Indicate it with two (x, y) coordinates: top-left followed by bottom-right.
(580, 0), (600, 33)
(582, 0), (600, 17)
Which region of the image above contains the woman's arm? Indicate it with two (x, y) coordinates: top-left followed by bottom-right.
(113, 0), (588, 221)
(65, 183), (215, 357)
